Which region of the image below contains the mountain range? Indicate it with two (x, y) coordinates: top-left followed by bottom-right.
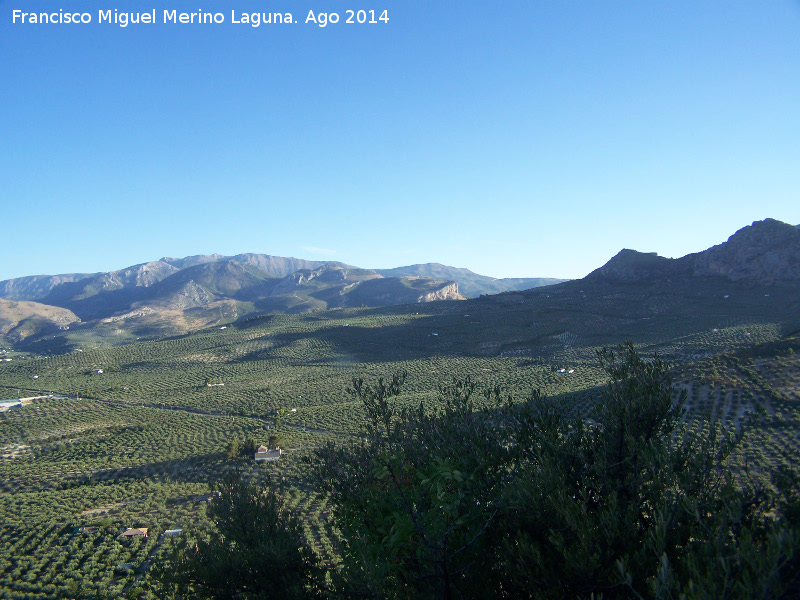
(0, 218), (797, 352)
(0, 255), (563, 347)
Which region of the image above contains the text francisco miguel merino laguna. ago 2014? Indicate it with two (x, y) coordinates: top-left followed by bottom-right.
(11, 8), (390, 27)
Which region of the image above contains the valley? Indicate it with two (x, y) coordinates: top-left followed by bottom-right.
(0, 219), (798, 598)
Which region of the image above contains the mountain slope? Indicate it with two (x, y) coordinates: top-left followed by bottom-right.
(0, 273), (96, 302)
(689, 218), (800, 283)
(375, 263), (565, 297)
(37, 261), (179, 319)
(0, 298), (81, 343)
(587, 219), (800, 286)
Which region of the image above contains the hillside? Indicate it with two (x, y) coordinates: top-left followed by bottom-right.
(375, 263), (566, 297)
(587, 219), (800, 285)
(0, 273), (95, 302)
(1, 219), (797, 355)
(38, 261), (180, 319)
(0, 298), (81, 344)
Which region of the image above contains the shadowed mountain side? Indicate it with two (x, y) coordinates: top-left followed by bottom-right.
(266, 264), (381, 297)
(230, 275), (799, 366)
(375, 263), (566, 297)
(248, 267), (463, 314)
(0, 273), (97, 302)
(585, 250), (676, 282)
(689, 218), (800, 282)
(587, 219), (800, 285)
(309, 276), (464, 308)
(139, 260), (277, 308)
(38, 261), (180, 319)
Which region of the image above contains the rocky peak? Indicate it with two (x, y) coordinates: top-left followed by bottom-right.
(587, 249), (673, 282)
(689, 219), (800, 283)
(586, 219), (800, 286)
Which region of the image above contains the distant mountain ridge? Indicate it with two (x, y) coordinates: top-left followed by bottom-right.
(0, 273), (97, 302)
(4, 218), (795, 350)
(0, 254), (559, 308)
(0, 255), (482, 344)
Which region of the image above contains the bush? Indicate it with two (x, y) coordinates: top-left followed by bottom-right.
(311, 343), (800, 599)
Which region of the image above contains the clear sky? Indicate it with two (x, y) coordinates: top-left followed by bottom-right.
(1, 1), (798, 281)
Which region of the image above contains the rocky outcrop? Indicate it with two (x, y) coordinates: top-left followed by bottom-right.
(162, 280), (215, 309)
(688, 219), (800, 284)
(418, 281), (464, 302)
(588, 219), (800, 286)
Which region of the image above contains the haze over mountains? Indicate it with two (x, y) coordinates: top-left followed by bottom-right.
(0, 219), (797, 351)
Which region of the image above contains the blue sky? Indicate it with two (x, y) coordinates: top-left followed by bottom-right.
(1, 1), (798, 281)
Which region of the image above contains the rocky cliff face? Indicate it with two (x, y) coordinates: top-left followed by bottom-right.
(418, 282), (464, 302)
(588, 219), (800, 286)
(688, 219), (800, 284)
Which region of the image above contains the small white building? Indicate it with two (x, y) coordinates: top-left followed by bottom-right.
(255, 446), (282, 462)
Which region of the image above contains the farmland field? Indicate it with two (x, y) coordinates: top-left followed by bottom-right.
(1, 286), (799, 598)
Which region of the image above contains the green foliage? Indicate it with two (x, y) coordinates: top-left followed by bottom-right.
(1, 296), (799, 599)
(312, 372), (512, 598)
(496, 343), (799, 599)
(242, 437), (258, 456)
(313, 344), (800, 599)
(157, 470), (325, 599)
(225, 438), (241, 460)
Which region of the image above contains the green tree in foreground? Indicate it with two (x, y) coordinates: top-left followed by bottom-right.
(312, 372), (513, 598)
(157, 470), (325, 599)
(312, 343), (800, 599)
(497, 343), (799, 599)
